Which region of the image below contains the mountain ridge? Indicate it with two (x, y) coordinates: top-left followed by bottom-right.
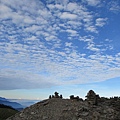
(0, 97), (23, 111)
(6, 90), (120, 120)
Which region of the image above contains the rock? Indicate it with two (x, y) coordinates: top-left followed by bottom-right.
(86, 90), (100, 105)
(31, 112), (35, 115)
(92, 111), (100, 119)
(6, 90), (120, 120)
(81, 112), (89, 116)
(78, 118), (83, 120)
(43, 116), (48, 119)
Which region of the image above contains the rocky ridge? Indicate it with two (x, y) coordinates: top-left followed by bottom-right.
(6, 90), (120, 120)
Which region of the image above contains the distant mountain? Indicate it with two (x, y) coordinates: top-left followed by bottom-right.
(0, 96), (40, 111)
(0, 97), (8, 101)
(0, 97), (23, 111)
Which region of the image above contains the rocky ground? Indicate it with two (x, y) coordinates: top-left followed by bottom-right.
(6, 90), (120, 120)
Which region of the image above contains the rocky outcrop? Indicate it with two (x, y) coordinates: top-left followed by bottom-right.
(86, 90), (100, 105)
(6, 90), (120, 120)
(49, 92), (63, 99)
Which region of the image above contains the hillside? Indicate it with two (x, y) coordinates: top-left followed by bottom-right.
(0, 104), (18, 120)
(6, 90), (120, 120)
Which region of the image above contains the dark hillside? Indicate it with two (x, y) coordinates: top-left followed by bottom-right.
(0, 104), (18, 120)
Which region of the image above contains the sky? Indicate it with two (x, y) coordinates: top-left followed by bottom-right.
(0, 0), (120, 100)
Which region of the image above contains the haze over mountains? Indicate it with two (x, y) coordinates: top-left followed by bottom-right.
(0, 97), (22, 110)
(0, 97), (39, 111)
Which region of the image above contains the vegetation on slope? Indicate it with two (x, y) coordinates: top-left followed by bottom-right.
(0, 104), (18, 120)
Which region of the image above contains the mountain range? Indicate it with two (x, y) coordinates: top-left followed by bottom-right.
(0, 97), (39, 111)
(0, 97), (23, 111)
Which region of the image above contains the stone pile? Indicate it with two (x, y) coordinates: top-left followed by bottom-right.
(49, 92), (63, 99)
(86, 90), (100, 105)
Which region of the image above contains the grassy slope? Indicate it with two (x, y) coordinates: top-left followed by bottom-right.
(0, 108), (18, 120)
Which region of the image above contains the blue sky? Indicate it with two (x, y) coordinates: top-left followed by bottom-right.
(0, 0), (120, 100)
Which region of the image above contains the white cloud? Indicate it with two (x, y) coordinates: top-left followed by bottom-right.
(79, 35), (94, 43)
(65, 42), (72, 47)
(0, 0), (119, 90)
(85, 25), (98, 33)
(47, 4), (63, 10)
(66, 3), (78, 11)
(60, 12), (77, 20)
(23, 17), (35, 24)
(96, 18), (107, 27)
(87, 43), (100, 52)
(66, 29), (78, 36)
(58, 0), (69, 6)
(0, 69), (58, 90)
(24, 25), (41, 33)
(67, 21), (82, 28)
(108, 1), (120, 13)
(27, 36), (37, 41)
(0, 4), (12, 19)
(105, 39), (112, 42)
(83, 0), (101, 6)
(45, 35), (57, 41)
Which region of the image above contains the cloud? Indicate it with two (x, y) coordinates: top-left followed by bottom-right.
(27, 36), (37, 41)
(65, 42), (72, 47)
(66, 29), (78, 36)
(85, 25), (98, 33)
(87, 42), (100, 52)
(60, 12), (77, 20)
(82, 0), (101, 6)
(0, 69), (58, 90)
(96, 18), (108, 27)
(66, 3), (78, 11)
(108, 1), (120, 13)
(0, 3), (12, 19)
(47, 4), (63, 10)
(0, 0), (120, 90)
